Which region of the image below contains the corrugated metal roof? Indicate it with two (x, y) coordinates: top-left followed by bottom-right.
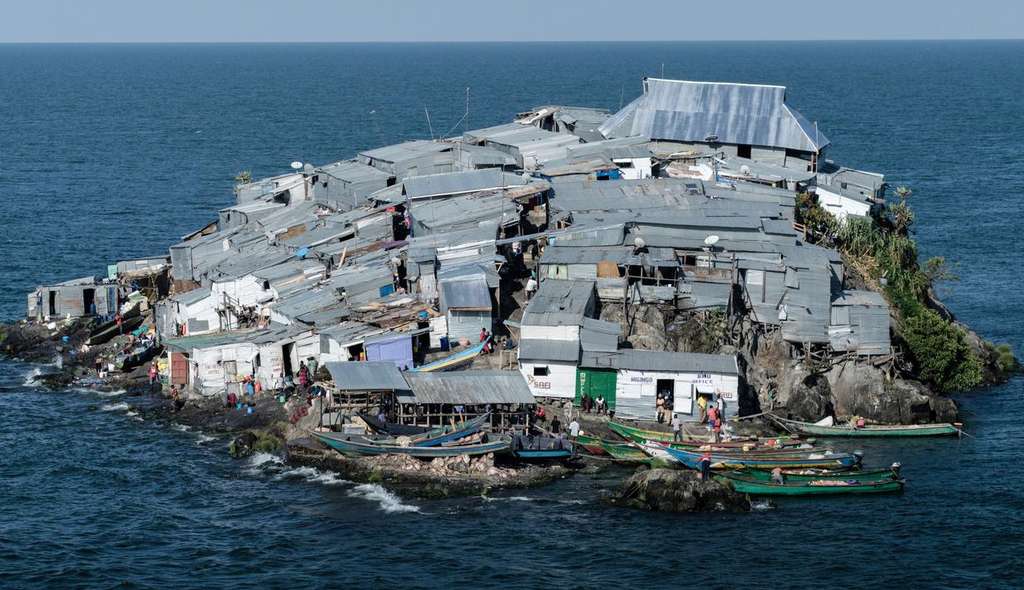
(400, 370), (535, 405)
(320, 321), (386, 346)
(599, 78), (829, 153)
(580, 349), (738, 374)
(403, 169), (528, 200)
(172, 286), (211, 306)
(521, 279), (595, 327)
(317, 160), (392, 183)
(580, 318), (620, 352)
(359, 140), (452, 164)
(440, 274), (491, 312)
(163, 329), (265, 352)
(518, 338), (580, 362)
(832, 289), (887, 307)
(324, 361), (409, 391)
(719, 156), (816, 184)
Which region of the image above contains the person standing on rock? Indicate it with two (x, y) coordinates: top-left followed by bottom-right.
(563, 399), (573, 423)
(148, 362), (158, 386)
(699, 449), (712, 481)
(712, 415), (723, 444)
(551, 416), (562, 435)
(569, 417), (580, 439)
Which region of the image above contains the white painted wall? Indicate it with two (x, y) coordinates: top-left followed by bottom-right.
(614, 157), (653, 180)
(520, 324), (580, 342)
(519, 361), (577, 399)
(615, 368), (739, 422)
(191, 342), (258, 396)
(816, 187), (871, 221)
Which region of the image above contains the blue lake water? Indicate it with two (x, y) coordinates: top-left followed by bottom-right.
(0, 42), (1022, 588)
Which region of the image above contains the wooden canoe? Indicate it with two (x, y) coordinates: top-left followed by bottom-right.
(409, 339), (488, 372)
(771, 416), (961, 437)
(719, 473), (905, 496)
(609, 421), (805, 449)
(724, 467), (900, 484)
(574, 434), (609, 455)
(312, 431), (510, 458)
(659, 443), (862, 471)
(599, 440), (650, 463)
(407, 414), (491, 447)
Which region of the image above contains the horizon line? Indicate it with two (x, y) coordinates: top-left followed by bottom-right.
(1, 37), (1023, 45)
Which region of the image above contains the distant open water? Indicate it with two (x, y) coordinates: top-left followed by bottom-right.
(0, 42), (1022, 589)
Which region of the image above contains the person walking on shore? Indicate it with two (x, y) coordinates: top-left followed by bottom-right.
(655, 393), (665, 424)
(671, 413), (683, 442)
(147, 362), (158, 386)
(569, 417), (580, 438)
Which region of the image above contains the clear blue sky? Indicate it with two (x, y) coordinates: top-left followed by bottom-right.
(2, 0), (1021, 42)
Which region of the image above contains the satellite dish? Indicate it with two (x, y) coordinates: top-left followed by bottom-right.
(290, 161), (303, 170)
(704, 235), (720, 246)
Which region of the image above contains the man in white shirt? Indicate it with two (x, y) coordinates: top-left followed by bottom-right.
(569, 418), (580, 438)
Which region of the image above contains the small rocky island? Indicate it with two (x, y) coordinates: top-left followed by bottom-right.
(3, 77), (1018, 510)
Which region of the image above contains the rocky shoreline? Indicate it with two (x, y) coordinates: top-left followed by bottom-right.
(2, 291), (1017, 513)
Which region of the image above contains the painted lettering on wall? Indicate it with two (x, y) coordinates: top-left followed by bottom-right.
(629, 376), (653, 383)
(527, 375), (551, 390)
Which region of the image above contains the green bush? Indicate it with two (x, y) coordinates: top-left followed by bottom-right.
(901, 309), (983, 392)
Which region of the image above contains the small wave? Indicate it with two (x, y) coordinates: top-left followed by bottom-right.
(100, 402), (130, 412)
(274, 466), (350, 486)
(195, 434), (216, 445)
(483, 495), (534, 503)
(242, 452), (285, 476)
(751, 499), (775, 511)
(171, 423), (191, 432)
(21, 366), (45, 387)
(95, 389), (126, 398)
(348, 484), (420, 514)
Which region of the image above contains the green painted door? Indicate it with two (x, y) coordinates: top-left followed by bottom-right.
(575, 368), (617, 409)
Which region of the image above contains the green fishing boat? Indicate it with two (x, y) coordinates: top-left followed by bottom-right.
(772, 416), (962, 437)
(599, 440), (649, 463)
(725, 466), (900, 484)
(574, 434), (609, 455)
(719, 473), (905, 496)
(609, 421), (804, 448)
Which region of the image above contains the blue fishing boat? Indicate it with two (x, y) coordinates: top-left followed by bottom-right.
(409, 338), (488, 372)
(409, 413), (490, 447)
(659, 443), (862, 471)
(510, 435), (574, 461)
(312, 431), (510, 458)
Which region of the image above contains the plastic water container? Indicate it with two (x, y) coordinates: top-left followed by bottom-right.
(236, 402), (243, 410)
(246, 406), (254, 415)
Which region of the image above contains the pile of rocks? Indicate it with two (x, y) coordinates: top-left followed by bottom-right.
(609, 468), (750, 513)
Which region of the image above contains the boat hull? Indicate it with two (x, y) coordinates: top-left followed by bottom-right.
(721, 474), (905, 496)
(661, 444), (861, 471)
(313, 432), (509, 458)
(725, 468), (899, 484)
(773, 416), (960, 437)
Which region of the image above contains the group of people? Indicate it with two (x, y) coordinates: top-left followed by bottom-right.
(578, 393), (609, 415)
(547, 414), (581, 439)
(697, 394), (726, 443)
